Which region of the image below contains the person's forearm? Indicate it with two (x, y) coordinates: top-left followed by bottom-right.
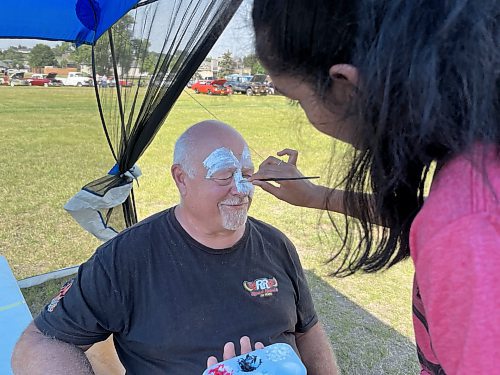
(306, 185), (363, 214)
(296, 323), (338, 375)
(12, 324), (94, 375)
(313, 185), (384, 226)
(299, 184), (332, 210)
(311, 185), (361, 214)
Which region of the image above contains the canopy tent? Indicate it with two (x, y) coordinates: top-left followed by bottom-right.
(0, 0), (141, 46)
(1, 0), (243, 241)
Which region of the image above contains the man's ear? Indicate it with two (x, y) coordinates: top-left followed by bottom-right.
(171, 164), (188, 197)
(329, 64), (359, 86)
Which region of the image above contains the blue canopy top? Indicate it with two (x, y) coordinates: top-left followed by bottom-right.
(0, 0), (141, 45)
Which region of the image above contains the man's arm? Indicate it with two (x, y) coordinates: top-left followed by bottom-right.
(295, 322), (338, 375)
(12, 322), (94, 375)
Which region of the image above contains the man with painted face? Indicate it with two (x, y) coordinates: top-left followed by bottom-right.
(12, 120), (337, 375)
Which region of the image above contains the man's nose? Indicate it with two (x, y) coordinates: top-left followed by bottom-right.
(228, 173), (251, 195)
(229, 179), (247, 196)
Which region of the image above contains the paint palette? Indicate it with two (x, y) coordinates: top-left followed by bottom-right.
(203, 343), (306, 375)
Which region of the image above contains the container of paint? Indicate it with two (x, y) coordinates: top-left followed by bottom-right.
(203, 342), (306, 375)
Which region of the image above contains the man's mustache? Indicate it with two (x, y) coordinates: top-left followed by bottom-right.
(220, 197), (249, 205)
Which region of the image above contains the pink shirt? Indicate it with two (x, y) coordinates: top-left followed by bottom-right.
(410, 146), (500, 374)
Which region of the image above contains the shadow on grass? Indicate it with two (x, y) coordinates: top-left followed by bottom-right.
(22, 272), (419, 375)
(305, 270), (420, 375)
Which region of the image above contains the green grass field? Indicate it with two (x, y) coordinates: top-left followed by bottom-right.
(0, 86), (419, 374)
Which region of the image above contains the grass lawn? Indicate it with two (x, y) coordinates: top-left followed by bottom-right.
(0, 86), (419, 374)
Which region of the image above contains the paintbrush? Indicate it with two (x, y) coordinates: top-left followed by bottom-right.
(249, 176), (320, 182)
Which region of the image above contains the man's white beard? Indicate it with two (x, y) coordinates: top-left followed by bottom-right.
(219, 198), (249, 230)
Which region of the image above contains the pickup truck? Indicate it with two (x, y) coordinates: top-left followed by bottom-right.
(225, 74), (268, 96)
(60, 72), (93, 87)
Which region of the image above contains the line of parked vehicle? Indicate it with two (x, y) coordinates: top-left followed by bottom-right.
(1, 71), (276, 95)
(2, 71), (95, 87)
(188, 74), (276, 96)
(1, 71), (136, 88)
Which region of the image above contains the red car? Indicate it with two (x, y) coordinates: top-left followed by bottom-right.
(28, 73), (63, 87)
(191, 79), (230, 95)
(108, 79), (133, 87)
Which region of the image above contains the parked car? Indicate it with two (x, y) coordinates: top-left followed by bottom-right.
(225, 75), (251, 93)
(108, 79), (133, 87)
(9, 72), (30, 87)
(225, 74), (268, 96)
(60, 72), (93, 87)
(191, 79), (208, 90)
(191, 79), (230, 95)
(28, 73), (63, 87)
(223, 81), (233, 94)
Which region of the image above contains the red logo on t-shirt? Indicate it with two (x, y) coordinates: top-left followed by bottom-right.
(243, 277), (278, 297)
(47, 279), (74, 312)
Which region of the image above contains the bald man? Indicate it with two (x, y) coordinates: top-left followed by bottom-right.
(12, 121), (337, 375)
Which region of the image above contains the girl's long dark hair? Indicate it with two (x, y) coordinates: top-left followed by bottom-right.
(253, 0), (500, 276)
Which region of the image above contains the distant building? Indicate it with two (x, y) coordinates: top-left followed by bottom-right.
(194, 56), (251, 80)
(16, 47), (31, 55)
(196, 58), (219, 79)
(41, 66), (78, 76)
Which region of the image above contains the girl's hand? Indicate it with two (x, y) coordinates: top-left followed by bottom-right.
(249, 149), (325, 208)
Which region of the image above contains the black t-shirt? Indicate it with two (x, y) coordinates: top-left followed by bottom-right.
(35, 207), (318, 374)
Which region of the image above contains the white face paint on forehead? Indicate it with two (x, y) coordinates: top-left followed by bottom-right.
(203, 147), (239, 178)
(203, 146), (255, 195)
(240, 145), (253, 168)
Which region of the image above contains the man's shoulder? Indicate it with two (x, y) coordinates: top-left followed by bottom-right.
(89, 208), (178, 275)
(121, 207), (172, 234)
(246, 217), (303, 269)
(97, 208), (173, 253)
(134, 207), (173, 229)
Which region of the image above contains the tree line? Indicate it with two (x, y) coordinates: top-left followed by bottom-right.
(0, 15), (264, 77)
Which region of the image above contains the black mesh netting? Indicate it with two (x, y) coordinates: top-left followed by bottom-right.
(81, 0), (243, 235)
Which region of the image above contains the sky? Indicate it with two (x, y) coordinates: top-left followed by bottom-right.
(210, 1), (255, 58)
(0, 0), (255, 59)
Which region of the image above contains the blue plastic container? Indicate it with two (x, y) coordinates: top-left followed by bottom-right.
(203, 342), (306, 375)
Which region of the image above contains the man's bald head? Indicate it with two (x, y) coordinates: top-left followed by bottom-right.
(173, 120), (248, 177)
